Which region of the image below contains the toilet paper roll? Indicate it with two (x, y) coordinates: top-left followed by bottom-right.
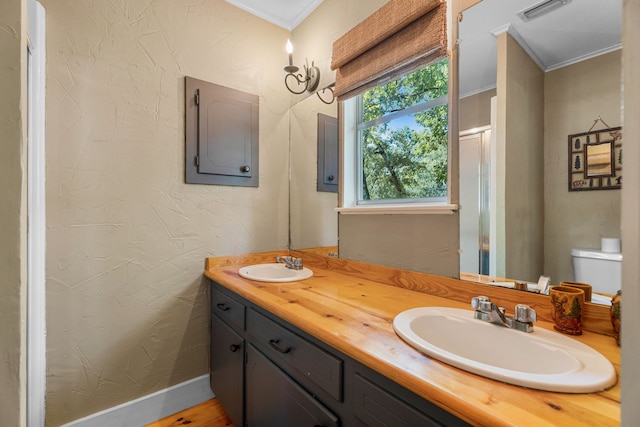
(601, 238), (621, 253)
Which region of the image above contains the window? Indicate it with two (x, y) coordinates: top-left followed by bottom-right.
(342, 59), (450, 210)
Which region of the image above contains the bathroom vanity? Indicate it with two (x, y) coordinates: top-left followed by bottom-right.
(210, 282), (468, 426)
(204, 251), (620, 426)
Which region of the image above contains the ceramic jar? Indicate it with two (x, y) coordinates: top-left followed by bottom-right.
(550, 285), (584, 335)
(560, 281), (592, 302)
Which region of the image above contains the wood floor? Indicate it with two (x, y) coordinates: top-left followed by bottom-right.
(145, 398), (234, 427)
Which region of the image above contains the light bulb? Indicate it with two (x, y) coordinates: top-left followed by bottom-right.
(286, 39), (294, 66)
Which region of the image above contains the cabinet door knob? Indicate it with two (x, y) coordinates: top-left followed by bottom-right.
(216, 303), (230, 312)
(229, 344), (240, 352)
(240, 165), (251, 173)
(268, 339), (292, 354)
(327, 175), (334, 181)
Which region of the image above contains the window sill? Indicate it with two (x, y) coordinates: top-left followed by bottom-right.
(336, 203), (458, 215)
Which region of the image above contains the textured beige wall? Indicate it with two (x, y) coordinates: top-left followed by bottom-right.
(0, 0), (27, 425)
(496, 33), (545, 282)
(459, 88), (496, 132)
(40, 0), (290, 424)
(544, 50), (621, 284)
(339, 214), (460, 276)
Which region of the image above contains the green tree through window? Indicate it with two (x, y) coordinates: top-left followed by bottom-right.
(358, 59), (448, 202)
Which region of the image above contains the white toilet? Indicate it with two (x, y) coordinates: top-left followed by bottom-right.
(571, 239), (622, 295)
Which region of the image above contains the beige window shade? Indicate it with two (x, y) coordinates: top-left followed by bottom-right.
(331, 0), (447, 100)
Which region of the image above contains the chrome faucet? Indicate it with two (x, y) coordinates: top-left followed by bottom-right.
(276, 255), (303, 270)
(471, 296), (537, 333)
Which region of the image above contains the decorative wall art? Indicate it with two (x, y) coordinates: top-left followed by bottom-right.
(568, 118), (622, 192)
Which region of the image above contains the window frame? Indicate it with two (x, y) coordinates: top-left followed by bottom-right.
(338, 62), (458, 215)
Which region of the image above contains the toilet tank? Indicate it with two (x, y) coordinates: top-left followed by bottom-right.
(571, 248), (622, 295)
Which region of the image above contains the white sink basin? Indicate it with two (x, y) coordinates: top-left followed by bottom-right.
(238, 263), (313, 283)
(393, 306), (616, 393)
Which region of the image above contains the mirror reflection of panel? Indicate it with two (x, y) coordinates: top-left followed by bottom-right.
(317, 113), (338, 193)
(289, 94), (338, 250)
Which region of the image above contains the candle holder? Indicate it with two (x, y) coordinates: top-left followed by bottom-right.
(283, 39), (333, 104)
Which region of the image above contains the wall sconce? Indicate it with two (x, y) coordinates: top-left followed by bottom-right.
(283, 39), (335, 104)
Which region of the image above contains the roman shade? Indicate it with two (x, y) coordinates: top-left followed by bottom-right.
(331, 0), (447, 100)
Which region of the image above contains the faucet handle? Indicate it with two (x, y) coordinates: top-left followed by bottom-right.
(514, 304), (537, 323)
(471, 296), (491, 311)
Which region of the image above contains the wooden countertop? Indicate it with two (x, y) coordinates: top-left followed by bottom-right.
(204, 251), (620, 427)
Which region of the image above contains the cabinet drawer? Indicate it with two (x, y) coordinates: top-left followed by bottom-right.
(211, 286), (245, 331)
(248, 308), (343, 401)
(353, 373), (443, 427)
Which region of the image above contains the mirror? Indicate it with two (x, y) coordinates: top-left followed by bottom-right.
(586, 143), (613, 177)
(286, 0), (387, 256)
(289, 91), (338, 253)
(458, 0), (622, 303)
(287, 0), (622, 304)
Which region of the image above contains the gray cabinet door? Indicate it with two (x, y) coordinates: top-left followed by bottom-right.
(198, 94), (254, 177)
(317, 113), (338, 193)
(210, 315), (244, 426)
(185, 77), (259, 186)
(353, 373), (444, 427)
(246, 344), (339, 427)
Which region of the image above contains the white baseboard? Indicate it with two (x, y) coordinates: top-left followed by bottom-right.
(61, 374), (215, 427)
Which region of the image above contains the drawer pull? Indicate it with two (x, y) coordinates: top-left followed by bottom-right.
(229, 344), (240, 352)
(216, 303), (230, 312)
(268, 339), (292, 354)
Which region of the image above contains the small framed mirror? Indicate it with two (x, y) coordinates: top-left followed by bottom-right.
(568, 127), (622, 191)
(586, 141), (613, 177)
